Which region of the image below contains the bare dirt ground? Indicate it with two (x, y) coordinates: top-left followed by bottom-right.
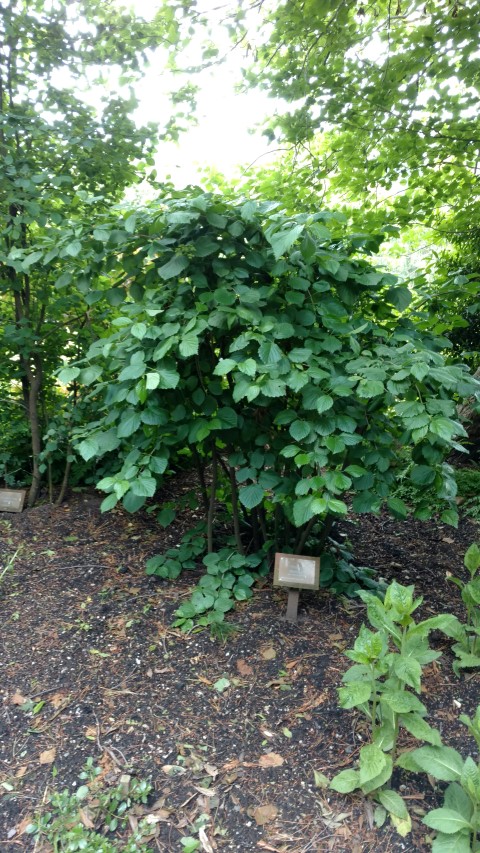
(0, 487), (479, 852)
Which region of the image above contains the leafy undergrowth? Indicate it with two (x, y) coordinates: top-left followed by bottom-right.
(0, 487), (479, 852)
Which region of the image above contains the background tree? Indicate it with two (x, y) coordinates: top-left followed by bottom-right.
(0, 0), (191, 504)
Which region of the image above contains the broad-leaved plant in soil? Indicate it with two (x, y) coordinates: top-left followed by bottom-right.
(330, 580), (461, 836)
(402, 706), (480, 852)
(448, 543), (480, 674)
(61, 192), (479, 621)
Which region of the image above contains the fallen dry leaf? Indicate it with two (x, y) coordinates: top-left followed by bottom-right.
(50, 692), (67, 709)
(84, 725), (97, 740)
(198, 826), (214, 852)
(39, 748), (56, 765)
(15, 816), (32, 837)
(260, 646), (276, 661)
(15, 766), (28, 779)
(161, 765), (186, 777)
(236, 658), (253, 676)
(79, 807), (95, 829)
(252, 804), (279, 826)
(258, 752), (284, 768)
(11, 691), (27, 706)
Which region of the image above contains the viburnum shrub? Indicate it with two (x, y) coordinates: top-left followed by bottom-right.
(64, 192), (478, 619)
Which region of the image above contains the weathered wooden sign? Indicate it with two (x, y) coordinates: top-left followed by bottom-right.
(273, 552), (320, 623)
(0, 489), (26, 513)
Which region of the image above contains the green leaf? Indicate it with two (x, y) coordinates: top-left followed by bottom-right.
(399, 713), (442, 746)
(146, 372), (160, 390)
(289, 420), (311, 441)
(465, 543), (480, 573)
(330, 769), (360, 793)
(423, 808), (473, 834)
(157, 508), (176, 527)
(130, 476), (156, 498)
(238, 484), (265, 509)
(357, 379), (384, 398)
(377, 789), (409, 820)
(100, 493), (118, 512)
(293, 495), (327, 527)
(258, 341), (283, 364)
(131, 322), (147, 339)
(316, 394), (334, 414)
(65, 239), (82, 257)
(179, 335), (199, 357)
(78, 438), (98, 461)
(431, 831), (472, 853)
(411, 746), (464, 781)
(359, 744), (388, 785)
(411, 465), (436, 486)
(266, 223), (304, 259)
(387, 497), (408, 519)
(117, 411), (141, 438)
(214, 358), (237, 375)
(338, 680), (372, 709)
(157, 254), (189, 280)
(392, 656), (422, 690)
(57, 366), (80, 384)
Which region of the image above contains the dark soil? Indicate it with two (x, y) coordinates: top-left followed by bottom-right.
(0, 484), (479, 853)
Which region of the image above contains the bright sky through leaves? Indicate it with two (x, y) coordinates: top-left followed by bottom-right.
(128, 0), (277, 186)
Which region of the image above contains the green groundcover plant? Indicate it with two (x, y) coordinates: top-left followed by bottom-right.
(408, 707), (480, 852)
(26, 760), (154, 852)
(54, 191), (479, 621)
(448, 542), (480, 674)
(329, 579), (461, 836)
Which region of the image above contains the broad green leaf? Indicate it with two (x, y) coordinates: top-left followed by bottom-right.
(214, 358), (237, 375)
(117, 411), (141, 438)
(338, 680), (372, 709)
(329, 769), (360, 793)
(239, 483), (265, 509)
(377, 789), (409, 820)
(78, 438), (98, 461)
(423, 808), (473, 834)
(465, 543), (480, 573)
(399, 713), (442, 746)
(266, 223), (304, 259)
(157, 254), (189, 280)
(130, 476), (156, 498)
(289, 420), (311, 441)
(57, 366), (80, 384)
(131, 322), (147, 339)
(293, 495), (327, 527)
(359, 744), (388, 785)
(146, 372), (160, 390)
(258, 341), (283, 364)
(179, 335), (199, 357)
(357, 379), (384, 398)
(100, 493), (118, 512)
(392, 656), (422, 690)
(387, 497), (408, 519)
(412, 746), (464, 781)
(316, 394), (334, 414)
(444, 782), (474, 821)
(431, 831), (472, 853)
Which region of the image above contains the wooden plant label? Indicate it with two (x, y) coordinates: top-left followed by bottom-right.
(273, 552), (320, 590)
(0, 489), (26, 513)
(273, 552), (321, 624)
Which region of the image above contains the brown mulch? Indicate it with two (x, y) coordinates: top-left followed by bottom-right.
(0, 483), (479, 853)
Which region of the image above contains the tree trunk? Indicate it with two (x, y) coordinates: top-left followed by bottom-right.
(25, 359), (43, 507)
